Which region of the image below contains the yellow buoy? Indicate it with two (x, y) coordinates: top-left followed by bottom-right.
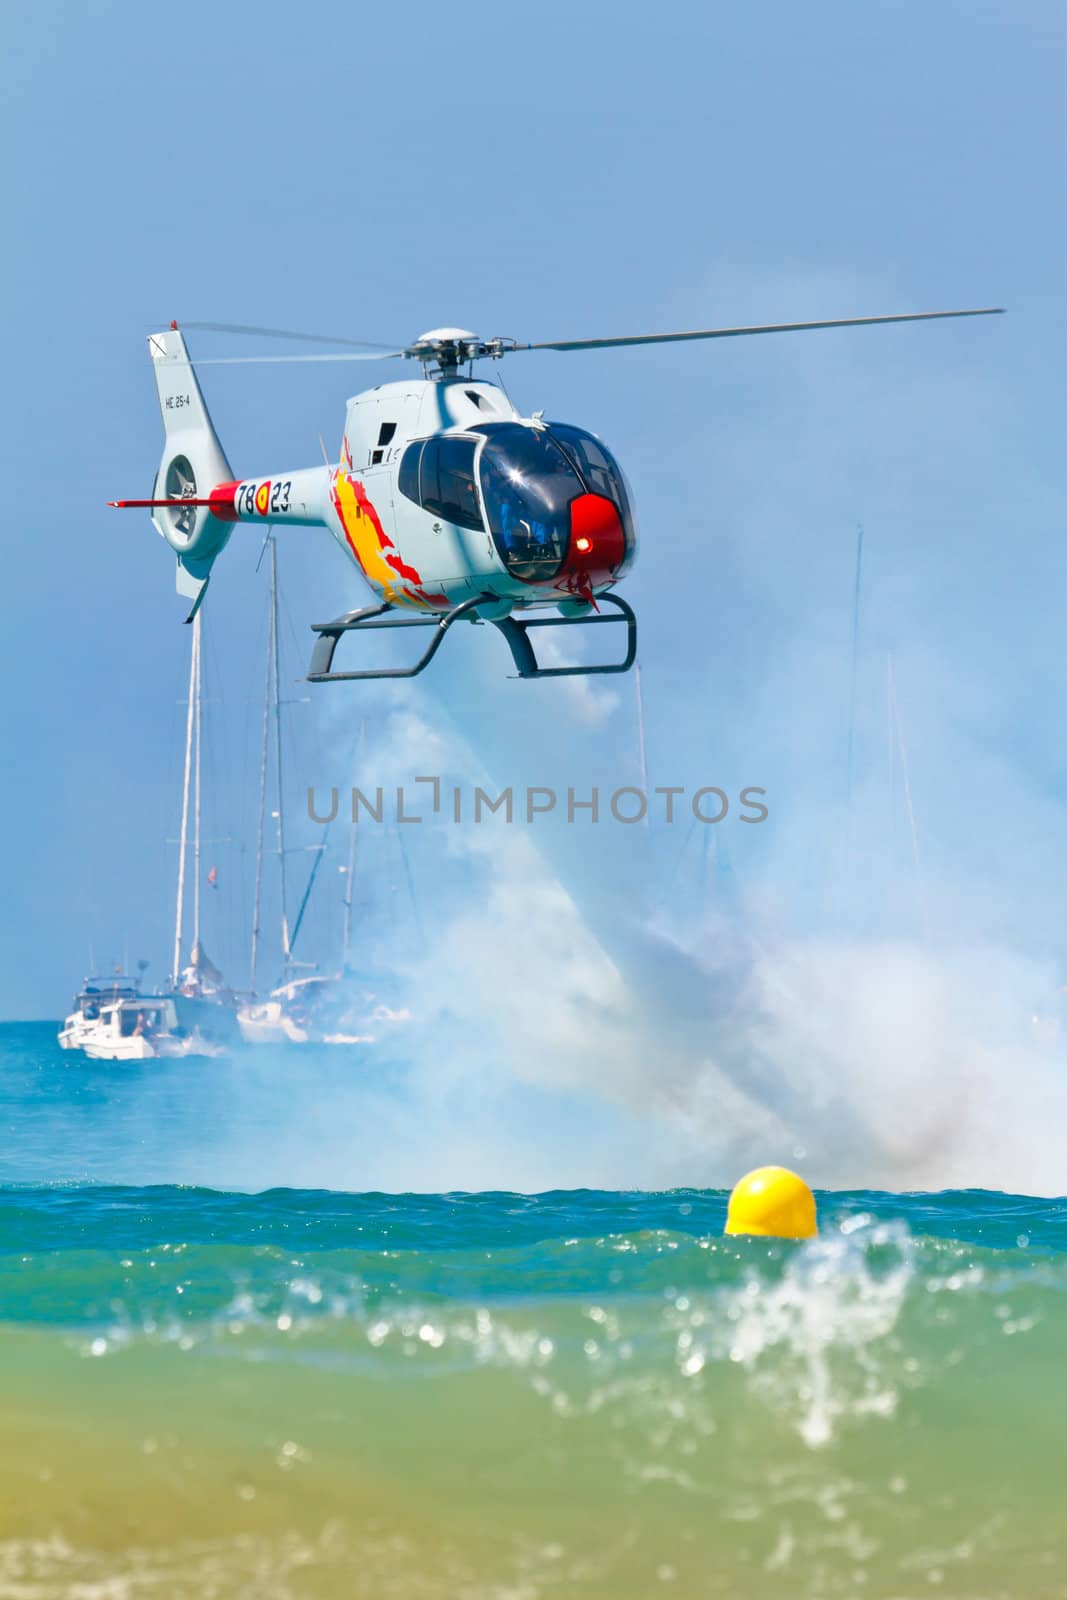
(724, 1166), (817, 1239)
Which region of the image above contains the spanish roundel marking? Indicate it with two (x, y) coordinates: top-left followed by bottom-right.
(255, 481), (271, 515)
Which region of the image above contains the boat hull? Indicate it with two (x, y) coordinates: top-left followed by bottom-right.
(171, 992), (241, 1047)
(81, 1036), (158, 1062)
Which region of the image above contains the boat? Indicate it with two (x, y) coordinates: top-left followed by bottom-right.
(58, 611), (237, 1060)
(238, 971), (413, 1046)
(58, 973), (144, 1051)
(166, 609), (240, 1046)
(236, 539), (336, 1045)
(78, 994), (220, 1062)
(236, 540), (414, 1047)
(237, 976), (354, 1045)
(171, 942), (240, 1046)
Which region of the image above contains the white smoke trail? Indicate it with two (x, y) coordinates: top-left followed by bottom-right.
(272, 700), (1067, 1196)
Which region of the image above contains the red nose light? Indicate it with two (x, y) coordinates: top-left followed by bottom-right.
(575, 535), (592, 553)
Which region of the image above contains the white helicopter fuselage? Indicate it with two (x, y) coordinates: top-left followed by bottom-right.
(228, 378), (519, 612)
(210, 375), (636, 616)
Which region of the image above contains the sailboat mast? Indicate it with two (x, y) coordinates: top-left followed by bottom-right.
(341, 819), (356, 975)
(172, 613), (198, 987)
(887, 653), (930, 944)
(249, 544), (273, 994)
(634, 662), (649, 791)
(340, 719), (363, 976)
(270, 541), (291, 972)
(192, 615), (202, 957)
(845, 523), (865, 806)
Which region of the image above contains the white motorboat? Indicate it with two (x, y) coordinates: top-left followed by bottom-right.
(76, 996), (219, 1062)
(58, 974), (144, 1051)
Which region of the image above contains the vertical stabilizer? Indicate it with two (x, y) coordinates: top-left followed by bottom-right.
(147, 325), (236, 616)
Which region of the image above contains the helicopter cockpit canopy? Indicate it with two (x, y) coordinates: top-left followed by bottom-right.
(397, 422), (635, 587)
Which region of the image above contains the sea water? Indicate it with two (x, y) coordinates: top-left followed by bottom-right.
(2, 1022), (1066, 1598)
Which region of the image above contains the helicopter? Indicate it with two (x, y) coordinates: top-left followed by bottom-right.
(111, 307), (1002, 681)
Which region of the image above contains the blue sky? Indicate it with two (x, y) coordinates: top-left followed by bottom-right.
(2, 0), (1064, 1046)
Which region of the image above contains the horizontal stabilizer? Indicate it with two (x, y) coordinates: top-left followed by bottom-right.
(111, 497), (220, 510)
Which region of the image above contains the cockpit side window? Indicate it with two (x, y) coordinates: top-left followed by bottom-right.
(398, 441), (423, 506)
(420, 436), (484, 531)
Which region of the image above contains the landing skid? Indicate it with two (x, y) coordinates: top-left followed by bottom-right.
(492, 595), (637, 678)
(307, 594), (637, 682)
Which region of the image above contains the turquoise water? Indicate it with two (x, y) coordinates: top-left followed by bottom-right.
(3, 1021), (1066, 1597)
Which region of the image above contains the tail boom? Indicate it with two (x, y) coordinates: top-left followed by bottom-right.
(220, 467), (333, 526)
(110, 467), (330, 526)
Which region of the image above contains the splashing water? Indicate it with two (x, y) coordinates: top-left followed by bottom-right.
(0, 1171), (1065, 1597)
(711, 1218), (914, 1447)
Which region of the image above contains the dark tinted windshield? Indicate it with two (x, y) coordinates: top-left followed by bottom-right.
(396, 422), (633, 584)
(476, 424), (582, 583)
(549, 423), (635, 533)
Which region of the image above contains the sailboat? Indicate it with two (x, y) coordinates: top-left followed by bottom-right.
(236, 537), (334, 1044)
(58, 615), (233, 1061)
(236, 541), (412, 1047)
(167, 610), (240, 1046)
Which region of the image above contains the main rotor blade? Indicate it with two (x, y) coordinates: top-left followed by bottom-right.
(520, 308), (1005, 354)
(188, 350), (406, 366)
(181, 320), (400, 351)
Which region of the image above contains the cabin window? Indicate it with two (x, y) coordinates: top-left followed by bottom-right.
(398, 441), (423, 505)
(120, 1008), (161, 1037)
(419, 436), (484, 531)
(377, 422), (397, 446)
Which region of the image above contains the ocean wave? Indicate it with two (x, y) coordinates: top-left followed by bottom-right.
(0, 1187), (1064, 1595)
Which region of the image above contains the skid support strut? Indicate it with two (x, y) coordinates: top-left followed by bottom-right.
(307, 595), (491, 682)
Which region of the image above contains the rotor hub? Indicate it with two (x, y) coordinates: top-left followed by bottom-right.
(410, 327), (481, 373)
(409, 327), (515, 375)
